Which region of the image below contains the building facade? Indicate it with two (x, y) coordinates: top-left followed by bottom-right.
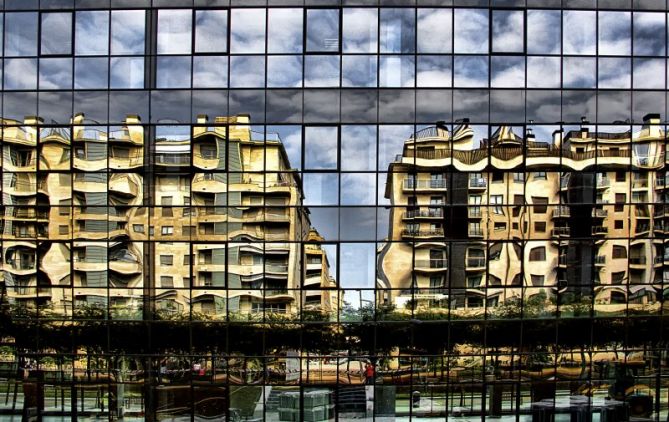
(0, 1), (668, 421)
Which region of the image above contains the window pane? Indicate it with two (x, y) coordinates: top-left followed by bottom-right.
(598, 57), (630, 89)
(4, 58), (37, 89)
(379, 55), (415, 87)
(598, 11), (631, 56)
(633, 12), (666, 56)
(75, 11), (109, 56)
(195, 10), (227, 53)
(454, 56), (489, 87)
(41, 13), (72, 55)
(492, 10), (524, 53)
(305, 126), (338, 170)
(342, 55), (377, 88)
(417, 56), (452, 88)
(341, 125), (376, 171)
(632, 58), (665, 89)
(230, 9), (266, 54)
(563, 56), (596, 88)
(268, 9), (302, 54)
(39, 58), (72, 89)
(563, 11), (596, 55)
(74, 57), (108, 89)
(229, 56), (265, 88)
(343, 8), (378, 53)
(527, 57), (560, 88)
(110, 57), (144, 89)
(156, 56), (191, 88)
(5, 12), (38, 56)
(267, 55), (302, 88)
(157, 9), (192, 55)
(306, 9), (339, 53)
(111, 10), (145, 55)
(305, 55), (340, 87)
(527, 10), (560, 54)
(454, 9), (488, 54)
(193, 56), (227, 88)
(491, 56), (525, 88)
(380, 8), (415, 54)
(417, 8), (452, 53)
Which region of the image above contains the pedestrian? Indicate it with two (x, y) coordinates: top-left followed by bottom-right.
(364, 362), (375, 385)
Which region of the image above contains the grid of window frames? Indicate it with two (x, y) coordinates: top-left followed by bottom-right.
(0, 0), (669, 420)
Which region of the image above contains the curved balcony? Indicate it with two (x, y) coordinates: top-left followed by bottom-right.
(402, 209), (443, 220)
(413, 258), (448, 273)
(403, 178), (447, 192)
(401, 228), (445, 240)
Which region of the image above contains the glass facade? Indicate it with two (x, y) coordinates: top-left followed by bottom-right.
(0, 0), (668, 420)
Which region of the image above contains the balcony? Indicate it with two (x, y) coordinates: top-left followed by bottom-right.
(265, 264), (289, 273)
(403, 178), (448, 192)
(468, 227), (483, 237)
(402, 209), (443, 220)
(655, 178), (666, 189)
(634, 223), (650, 236)
(594, 255), (606, 266)
(629, 256), (647, 266)
(592, 226), (608, 236)
(414, 259), (448, 272)
(632, 180), (649, 189)
(591, 208), (608, 218)
(401, 229), (445, 239)
(154, 153), (190, 166)
(468, 178), (487, 190)
(595, 177), (610, 189)
(468, 207), (482, 219)
(466, 257), (486, 270)
(551, 227), (570, 237)
(553, 206), (570, 218)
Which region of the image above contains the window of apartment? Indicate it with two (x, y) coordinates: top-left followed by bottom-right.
(615, 193), (626, 212)
(612, 245), (627, 259)
(534, 222), (546, 233)
(616, 171), (626, 182)
(429, 276), (444, 289)
(467, 275), (482, 288)
(512, 194), (524, 217)
(534, 172), (547, 180)
(611, 271), (625, 284)
(160, 276), (174, 288)
(183, 254), (191, 265)
(494, 222), (506, 231)
(490, 195), (503, 215)
(183, 277), (191, 288)
(529, 247), (546, 261)
(183, 226), (194, 237)
(160, 255), (173, 266)
(530, 275), (544, 287)
(59, 199), (71, 215)
(133, 224), (144, 233)
(161, 226), (173, 235)
(532, 197), (548, 214)
(614, 220), (624, 230)
(491, 171), (503, 182)
(58, 225), (69, 235)
(161, 196), (173, 217)
(513, 172), (525, 183)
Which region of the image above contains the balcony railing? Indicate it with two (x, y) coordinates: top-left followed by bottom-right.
(629, 257), (647, 265)
(403, 178), (447, 190)
(468, 227), (483, 237)
(551, 227), (570, 237)
(468, 207), (482, 218)
(414, 259), (448, 269)
(402, 229), (445, 238)
(592, 226), (608, 235)
(635, 224), (650, 235)
(403, 209), (443, 219)
(594, 255), (606, 265)
(468, 178), (487, 188)
(553, 206), (570, 218)
(596, 177), (610, 188)
(466, 257), (486, 268)
(592, 208), (608, 218)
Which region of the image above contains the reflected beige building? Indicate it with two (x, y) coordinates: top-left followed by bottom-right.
(378, 114), (667, 314)
(1, 114), (339, 320)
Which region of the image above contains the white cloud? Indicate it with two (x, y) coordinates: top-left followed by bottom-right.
(563, 57), (596, 88)
(229, 56), (265, 88)
(417, 9), (452, 53)
(267, 56), (302, 88)
(491, 57), (525, 88)
(195, 10), (228, 53)
(454, 9), (488, 53)
(341, 125), (377, 171)
(598, 58), (631, 89)
(417, 56), (452, 87)
(598, 11), (631, 55)
(76, 11), (109, 55)
(527, 10), (561, 54)
(111, 10), (145, 55)
(527, 57), (561, 88)
(268, 9), (302, 54)
(563, 11), (596, 55)
(492, 11), (524, 53)
(230, 9), (266, 54)
(305, 56), (340, 87)
(343, 9), (378, 53)
(633, 58), (665, 89)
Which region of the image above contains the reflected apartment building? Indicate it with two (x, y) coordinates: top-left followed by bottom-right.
(379, 114), (667, 314)
(1, 113), (338, 320)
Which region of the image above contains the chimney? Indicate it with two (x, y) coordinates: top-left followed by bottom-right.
(643, 113), (661, 125)
(436, 120), (447, 130)
(552, 129), (563, 148)
(197, 114), (209, 124)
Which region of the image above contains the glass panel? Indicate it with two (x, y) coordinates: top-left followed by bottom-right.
(75, 11), (109, 55)
(306, 9), (339, 52)
(195, 10), (228, 53)
(5, 12), (38, 56)
(157, 9), (192, 54)
(111, 10), (146, 55)
(41, 12), (72, 55)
